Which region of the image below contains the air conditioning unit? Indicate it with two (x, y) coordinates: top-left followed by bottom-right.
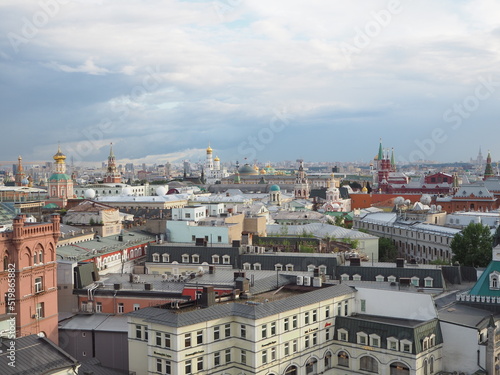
(303, 276), (311, 286)
(161, 274), (169, 281)
(133, 275), (141, 283)
(296, 276), (304, 285)
(32, 314), (39, 319)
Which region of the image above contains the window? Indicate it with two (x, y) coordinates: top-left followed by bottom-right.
(39, 252), (43, 264)
(197, 330), (203, 344)
(326, 327), (331, 341)
(185, 333), (192, 348)
(118, 303), (124, 313)
(240, 324), (246, 339)
(411, 276), (419, 287)
(197, 356), (203, 371)
(222, 255), (230, 264)
(133, 303), (140, 311)
(429, 334), (435, 347)
(192, 254), (199, 263)
(270, 322), (276, 335)
(325, 352), (332, 369)
(361, 299), (366, 312)
(182, 254), (189, 263)
(312, 310), (317, 322)
(292, 315), (297, 329)
(425, 277), (434, 288)
(284, 318), (289, 331)
(262, 324), (267, 339)
(429, 357), (434, 374)
(165, 360), (171, 375)
(359, 356), (378, 373)
(312, 332), (317, 345)
(217, 236), (222, 242)
(337, 303), (342, 316)
(344, 301), (348, 316)
(156, 332), (162, 346)
(164, 333), (171, 348)
(225, 349), (231, 363)
(34, 277), (43, 293)
(225, 323), (231, 337)
(370, 334), (380, 347)
(243, 263), (251, 270)
(33, 252), (37, 265)
(241, 350), (246, 364)
(292, 339), (298, 353)
(306, 358), (317, 374)
(152, 253), (159, 262)
(388, 275), (397, 283)
(390, 362), (410, 375)
(214, 351), (220, 366)
(212, 255), (219, 264)
(253, 263), (261, 270)
(338, 329), (348, 341)
(401, 339), (411, 353)
(338, 351), (349, 367)
(286, 264), (294, 271)
(96, 302), (102, 312)
(375, 275), (384, 282)
(305, 335), (310, 348)
(353, 274), (361, 281)
(275, 264), (283, 271)
(36, 302), (44, 318)
(185, 360), (192, 374)
(156, 358), (162, 373)
(325, 305), (330, 318)
(305, 312), (310, 324)
(214, 326), (220, 340)
(284, 342), (290, 356)
(387, 337), (399, 351)
(271, 347), (276, 361)
(262, 350), (267, 364)
(357, 332), (367, 345)
(162, 253), (169, 262)
(341, 274), (350, 281)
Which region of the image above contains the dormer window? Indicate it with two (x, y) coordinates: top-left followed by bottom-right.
(490, 272), (500, 290)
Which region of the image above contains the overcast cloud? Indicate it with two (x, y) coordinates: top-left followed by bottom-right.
(1, 0), (499, 166)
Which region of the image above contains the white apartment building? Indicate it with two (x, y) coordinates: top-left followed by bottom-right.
(353, 212), (460, 263)
(128, 283), (443, 375)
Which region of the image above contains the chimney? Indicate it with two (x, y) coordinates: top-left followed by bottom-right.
(114, 283), (121, 290)
(209, 265), (215, 274)
(145, 283), (153, 291)
(199, 286), (216, 308)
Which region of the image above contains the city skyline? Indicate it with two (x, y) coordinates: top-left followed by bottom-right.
(1, 0), (500, 165)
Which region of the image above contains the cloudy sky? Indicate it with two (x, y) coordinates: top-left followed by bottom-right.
(1, 0), (500, 167)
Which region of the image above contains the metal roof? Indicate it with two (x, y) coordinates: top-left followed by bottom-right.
(128, 284), (355, 327)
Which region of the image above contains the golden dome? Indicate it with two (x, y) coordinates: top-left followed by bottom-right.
(206, 145), (213, 154)
(214, 156), (220, 161)
(53, 145), (66, 163)
(253, 165), (259, 171)
(362, 186), (368, 193)
(260, 169), (267, 175)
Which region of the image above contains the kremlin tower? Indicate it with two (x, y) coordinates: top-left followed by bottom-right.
(103, 143), (122, 184)
(484, 151), (495, 180)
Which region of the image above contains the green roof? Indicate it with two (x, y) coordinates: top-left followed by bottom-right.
(43, 203), (60, 209)
(49, 173), (72, 181)
(469, 260), (500, 297)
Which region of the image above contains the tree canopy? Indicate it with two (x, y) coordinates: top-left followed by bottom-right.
(451, 222), (493, 267)
(378, 237), (398, 262)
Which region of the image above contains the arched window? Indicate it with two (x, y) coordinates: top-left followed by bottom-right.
(285, 365), (297, 375)
(359, 356), (378, 373)
(305, 358), (317, 374)
(324, 352), (332, 369)
(3, 255), (9, 271)
(390, 362), (410, 375)
(338, 351), (349, 367)
(423, 359), (428, 375)
(33, 252), (37, 265)
(429, 357), (434, 374)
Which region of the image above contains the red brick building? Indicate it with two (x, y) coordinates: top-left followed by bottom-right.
(0, 214), (60, 344)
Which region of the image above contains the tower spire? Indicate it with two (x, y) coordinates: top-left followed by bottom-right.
(378, 138), (383, 161)
(484, 150), (494, 180)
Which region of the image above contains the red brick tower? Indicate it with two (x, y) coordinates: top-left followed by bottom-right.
(0, 214), (60, 344)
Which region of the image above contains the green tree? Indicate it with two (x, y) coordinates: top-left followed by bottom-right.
(451, 222), (493, 267)
(378, 237), (398, 262)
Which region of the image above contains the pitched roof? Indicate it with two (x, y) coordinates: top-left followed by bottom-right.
(0, 335), (78, 375)
(128, 284), (355, 327)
